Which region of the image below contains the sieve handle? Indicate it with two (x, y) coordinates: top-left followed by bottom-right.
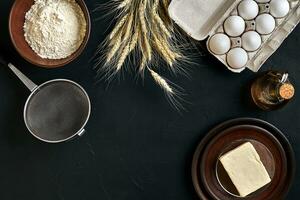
(8, 63), (38, 92)
(78, 129), (86, 137)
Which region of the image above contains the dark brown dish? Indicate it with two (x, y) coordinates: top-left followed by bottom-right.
(201, 125), (286, 200)
(9, 0), (91, 68)
(191, 118), (295, 200)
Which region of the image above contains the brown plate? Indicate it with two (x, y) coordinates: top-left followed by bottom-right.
(9, 0), (91, 68)
(191, 118), (295, 200)
(201, 125), (286, 200)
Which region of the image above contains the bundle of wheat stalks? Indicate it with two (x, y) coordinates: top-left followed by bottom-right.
(99, 0), (185, 106)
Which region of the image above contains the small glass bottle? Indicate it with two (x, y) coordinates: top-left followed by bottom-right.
(251, 70), (295, 111)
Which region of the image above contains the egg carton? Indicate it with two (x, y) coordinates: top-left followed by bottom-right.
(169, 0), (300, 73)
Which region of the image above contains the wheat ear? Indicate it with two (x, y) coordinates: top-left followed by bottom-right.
(162, 0), (170, 11)
(106, 34), (122, 63)
(107, 13), (133, 64)
(152, 33), (173, 66)
(139, 1), (152, 61)
(160, 37), (179, 61)
(129, 31), (139, 51)
(148, 68), (173, 94)
(117, 31), (138, 71)
(139, 54), (147, 73)
(152, 0), (171, 38)
(122, 14), (133, 43)
(117, 0), (132, 9)
(109, 14), (128, 40)
(116, 44), (130, 71)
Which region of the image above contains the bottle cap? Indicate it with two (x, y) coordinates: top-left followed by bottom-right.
(279, 83), (295, 100)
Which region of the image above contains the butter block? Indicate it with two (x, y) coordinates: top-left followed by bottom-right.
(219, 142), (271, 197)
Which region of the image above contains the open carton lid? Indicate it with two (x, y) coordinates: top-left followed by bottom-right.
(168, 0), (239, 41)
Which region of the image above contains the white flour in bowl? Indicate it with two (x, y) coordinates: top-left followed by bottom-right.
(24, 0), (87, 59)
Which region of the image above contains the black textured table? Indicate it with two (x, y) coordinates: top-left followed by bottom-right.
(0, 1), (299, 199)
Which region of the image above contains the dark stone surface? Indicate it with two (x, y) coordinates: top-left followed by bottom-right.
(0, 0), (299, 199)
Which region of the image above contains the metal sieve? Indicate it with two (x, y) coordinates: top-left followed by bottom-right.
(1, 54), (91, 143)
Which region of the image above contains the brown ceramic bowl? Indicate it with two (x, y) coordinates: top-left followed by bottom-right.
(9, 0), (91, 68)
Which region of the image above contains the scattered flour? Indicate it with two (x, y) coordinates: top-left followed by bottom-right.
(24, 0), (87, 59)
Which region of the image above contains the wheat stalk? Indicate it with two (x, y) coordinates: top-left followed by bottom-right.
(117, 31), (138, 71)
(105, 0), (178, 69)
(129, 31), (139, 51)
(148, 68), (174, 94)
(106, 34), (122, 63)
(99, 0), (186, 109)
(160, 37), (178, 61)
(139, 1), (152, 61)
(116, 44), (129, 71)
(109, 14), (128, 40)
(152, 23), (178, 67)
(152, 0), (171, 38)
(106, 13), (133, 64)
(122, 14), (133, 43)
(153, 34), (173, 66)
(139, 54), (147, 73)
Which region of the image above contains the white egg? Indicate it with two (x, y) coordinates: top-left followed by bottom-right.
(209, 33), (231, 55)
(255, 0), (270, 3)
(270, 0), (290, 18)
(241, 31), (262, 51)
(255, 14), (276, 35)
(238, 0), (259, 20)
(227, 48), (248, 69)
(224, 16), (246, 37)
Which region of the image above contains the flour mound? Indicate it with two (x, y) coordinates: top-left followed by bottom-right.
(24, 0), (87, 59)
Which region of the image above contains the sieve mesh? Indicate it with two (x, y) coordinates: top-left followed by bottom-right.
(25, 81), (90, 142)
